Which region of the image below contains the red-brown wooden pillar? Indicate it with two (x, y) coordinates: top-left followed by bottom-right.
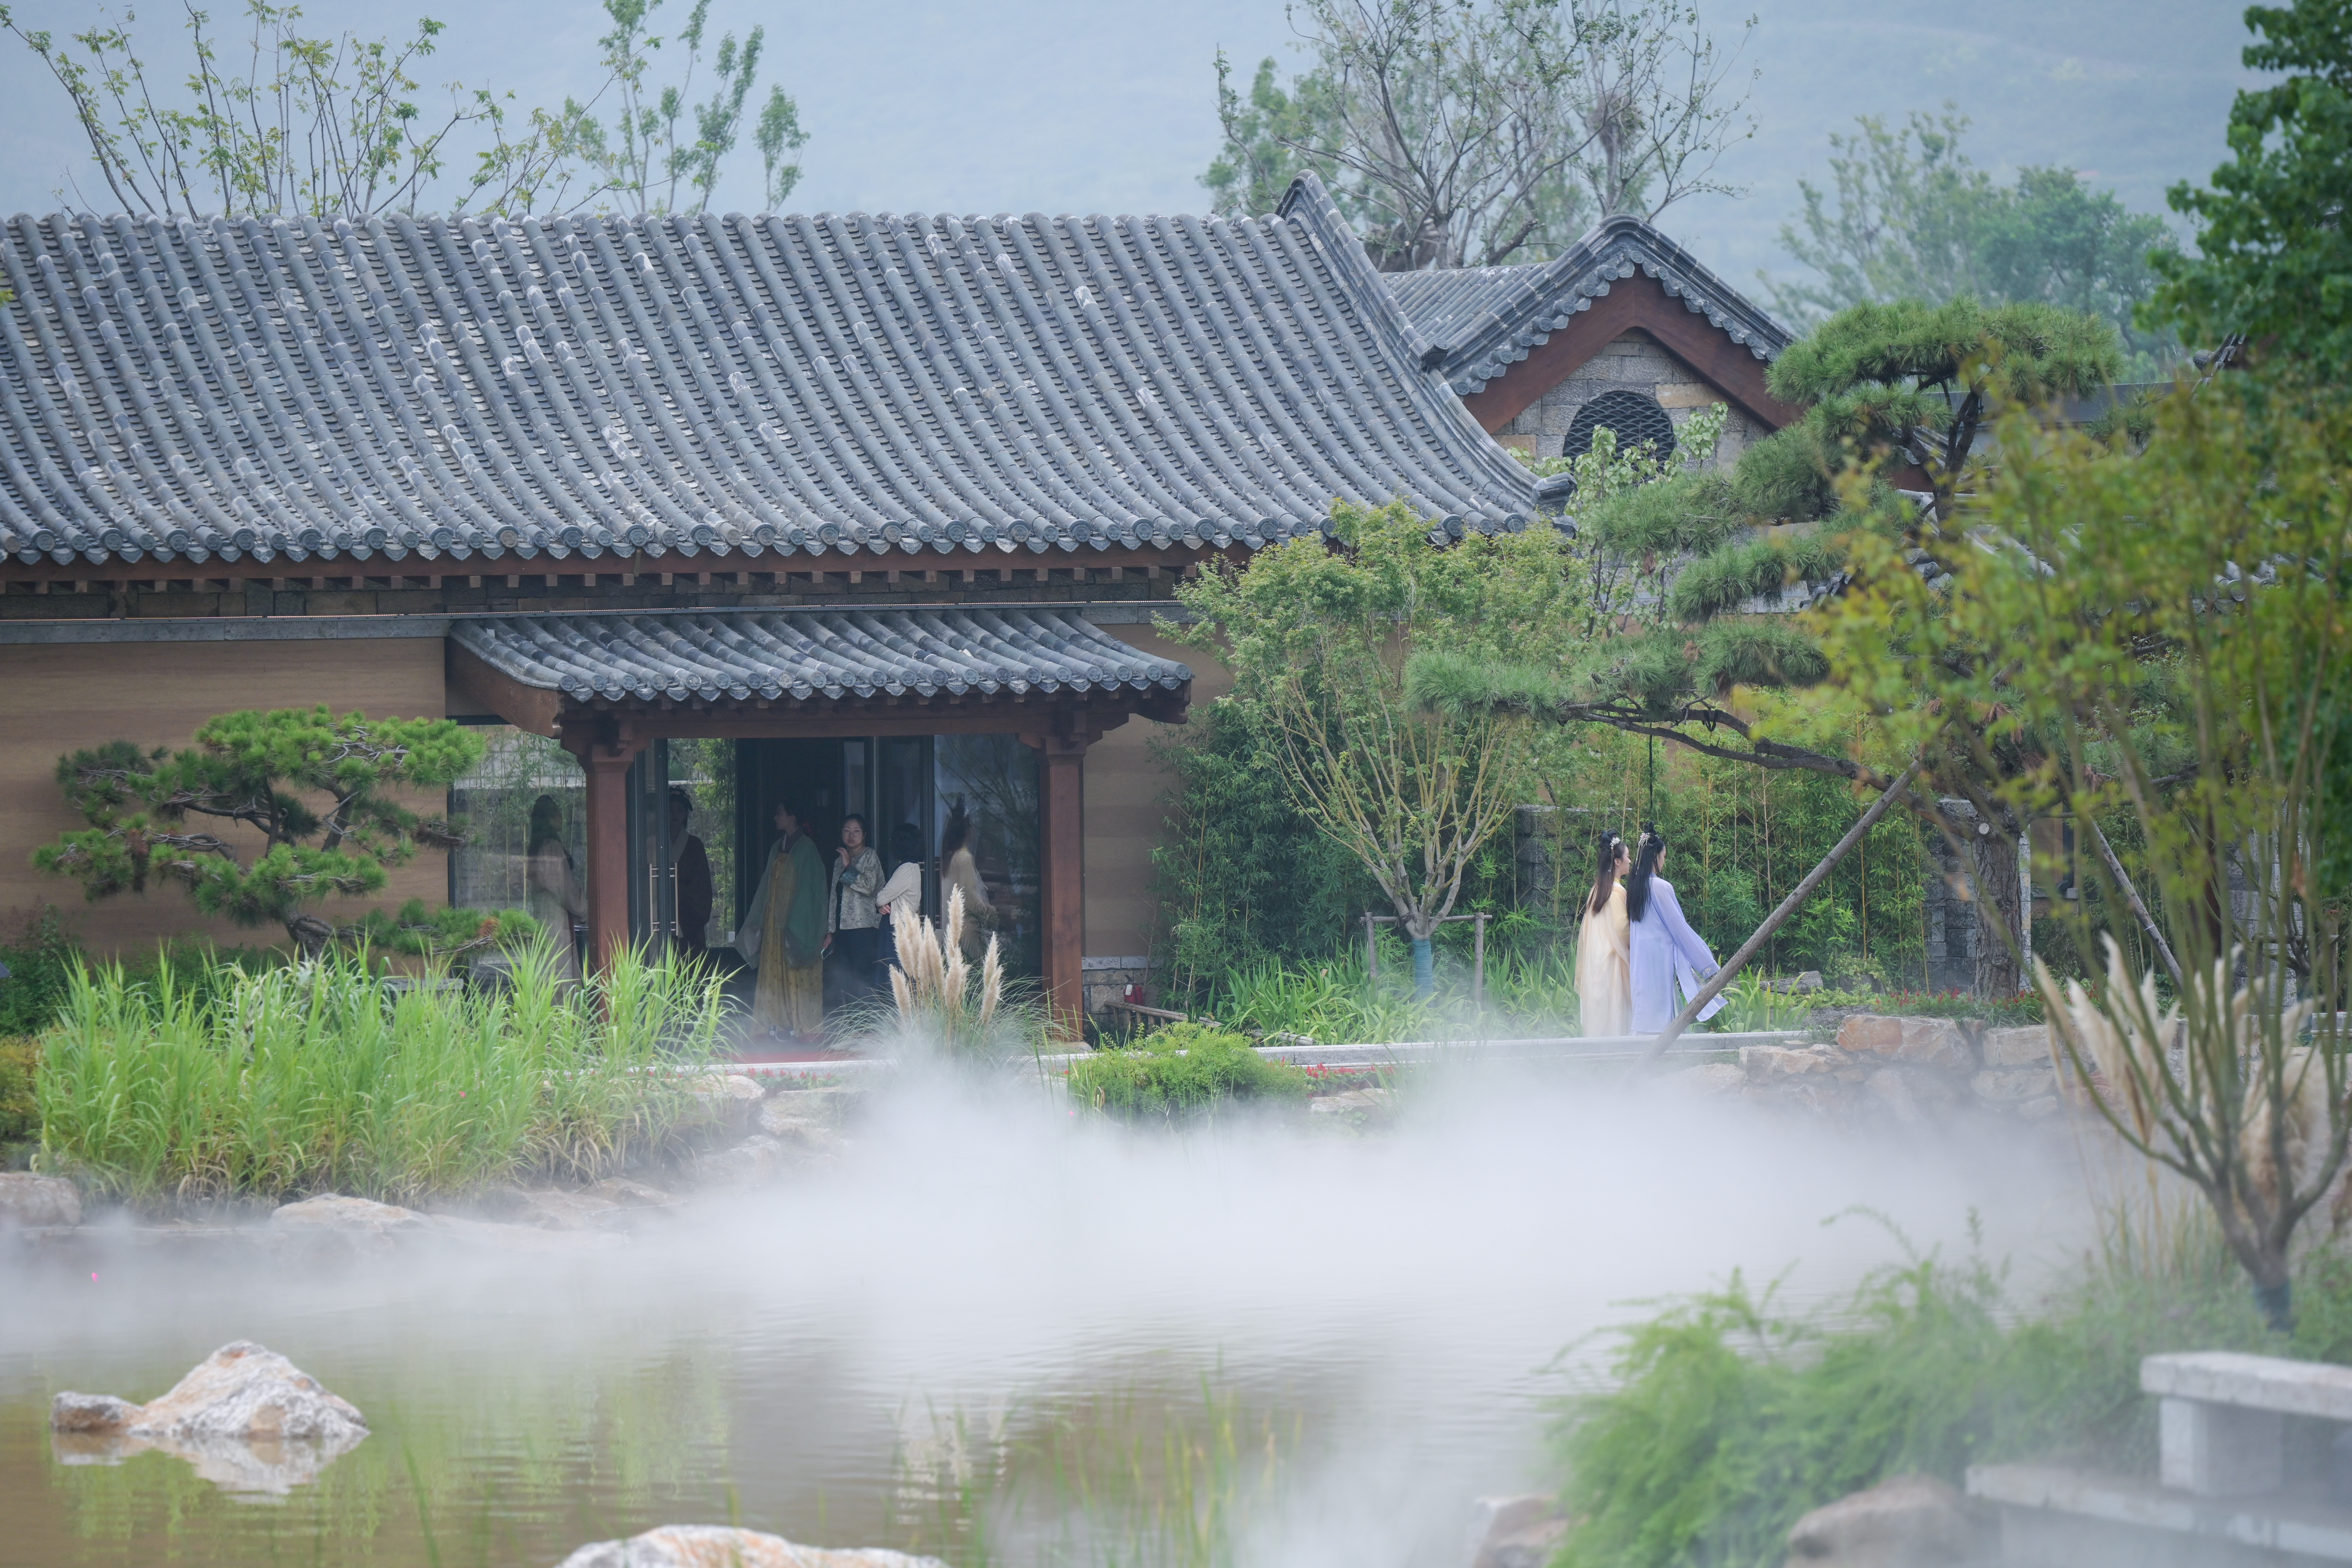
(1038, 734), (1089, 1036)
(573, 726), (643, 972)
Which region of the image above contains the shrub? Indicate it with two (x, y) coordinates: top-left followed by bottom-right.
(0, 1035), (38, 1146)
(1551, 1227), (2335, 1568)
(36, 944), (727, 1203)
(0, 906), (81, 1036)
(1066, 1022), (1311, 1122)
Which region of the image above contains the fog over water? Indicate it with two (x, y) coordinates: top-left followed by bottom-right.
(1, 1064), (2099, 1568)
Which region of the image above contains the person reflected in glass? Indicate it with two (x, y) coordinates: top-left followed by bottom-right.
(526, 794), (587, 980)
(827, 812), (883, 1006)
(873, 822), (925, 993)
(669, 786), (713, 966)
(1625, 825), (1726, 1034)
(1575, 833), (1632, 1036)
(737, 800), (827, 1044)
(939, 802), (994, 962)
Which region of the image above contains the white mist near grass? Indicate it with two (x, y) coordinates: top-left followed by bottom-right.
(1, 1053), (2097, 1568)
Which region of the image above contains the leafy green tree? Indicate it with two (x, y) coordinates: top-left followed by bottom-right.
(35, 707), (485, 956)
(1817, 374), (2352, 1323)
(1202, 0), (1755, 269)
(1416, 300), (2124, 997)
(1767, 106), (2178, 372)
(0, 0), (802, 219)
(1172, 496), (1584, 995)
(2147, 0), (2352, 367)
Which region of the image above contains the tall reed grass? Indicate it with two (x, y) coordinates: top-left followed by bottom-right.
(35, 944), (726, 1204)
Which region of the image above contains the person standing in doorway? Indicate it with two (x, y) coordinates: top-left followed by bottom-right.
(669, 786), (713, 965)
(1625, 825), (1726, 1034)
(1574, 833), (1632, 1036)
(939, 802), (994, 962)
(828, 812), (884, 1004)
(873, 822), (925, 990)
(737, 800), (827, 1043)
(526, 794), (587, 980)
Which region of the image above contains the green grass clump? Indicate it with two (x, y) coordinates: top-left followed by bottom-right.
(35, 944), (727, 1204)
(1067, 1023), (1312, 1122)
(1551, 1223), (2346, 1568)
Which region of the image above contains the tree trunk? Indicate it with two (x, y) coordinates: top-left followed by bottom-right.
(287, 913), (334, 961)
(1972, 825), (2024, 997)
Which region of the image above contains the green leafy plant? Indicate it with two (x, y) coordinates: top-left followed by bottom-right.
(1552, 1222), (2334, 1568)
(0, 1035), (38, 1148)
(36, 943), (725, 1204)
(1066, 1023), (1311, 1123)
(34, 707), (484, 957)
(346, 898), (542, 961)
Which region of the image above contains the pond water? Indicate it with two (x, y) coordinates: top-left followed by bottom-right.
(0, 1069), (2094, 1568)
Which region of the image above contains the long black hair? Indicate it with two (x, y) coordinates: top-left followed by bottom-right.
(1587, 832), (1626, 917)
(1623, 825), (1666, 922)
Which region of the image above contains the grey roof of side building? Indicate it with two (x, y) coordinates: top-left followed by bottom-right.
(0, 175), (1537, 572)
(1377, 214), (1797, 397)
(451, 606), (1190, 707)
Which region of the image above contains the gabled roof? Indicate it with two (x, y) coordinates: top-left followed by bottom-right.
(1378, 215), (1795, 397)
(0, 177), (1535, 571)
(452, 607), (1189, 708)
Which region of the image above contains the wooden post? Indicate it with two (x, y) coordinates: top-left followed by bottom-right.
(574, 725), (645, 974)
(1365, 913), (1378, 979)
(1039, 737), (1088, 1036)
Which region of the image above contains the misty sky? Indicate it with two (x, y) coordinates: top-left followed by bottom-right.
(0, 0), (2259, 301)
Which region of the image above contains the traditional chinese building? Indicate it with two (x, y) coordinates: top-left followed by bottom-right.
(0, 176), (1794, 1020)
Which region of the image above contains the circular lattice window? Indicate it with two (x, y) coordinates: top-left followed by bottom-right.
(1561, 390), (1677, 464)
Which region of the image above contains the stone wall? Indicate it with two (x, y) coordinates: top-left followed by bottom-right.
(1736, 1015), (2063, 1127)
(1493, 328), (1768, 469)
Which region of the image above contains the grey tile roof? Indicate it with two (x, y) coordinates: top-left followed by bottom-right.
(1375, 215), (1797, 397)
(0, 176), (1535, 571)
(451, 607), (1190, 707)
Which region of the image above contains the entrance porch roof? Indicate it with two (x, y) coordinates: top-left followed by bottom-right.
(447, 606), (1191, 738)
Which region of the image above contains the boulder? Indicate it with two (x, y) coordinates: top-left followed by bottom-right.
(556, 1526), (946, 1568)
(1970, 1068), (2056, 1104)
(269, 1194), (427, 1236)
(0, 1172), (82, 1228)
(1784, 1474), (1978, 1567)
(760, 1085), (861, 1125)
(1978, 1026), (2053, 1069)
(1664, 1062), (1746, 1098)
(1742, 1044), (1846, 1083)
(692, 1135), (793, 1187)
(476, 1186), (623, 1230)
(1836, 1016), (1974, 1071)
(584, 1176), (675, 1208)
(1465, 1495), (1568, 1568)
(50, 1340), (368, 1496)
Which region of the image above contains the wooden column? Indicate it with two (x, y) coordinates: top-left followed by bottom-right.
(1037, 734), (1089, 1036)
(572, 725), (644, 973)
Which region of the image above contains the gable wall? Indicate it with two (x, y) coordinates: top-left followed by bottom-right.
(1491, 328), (1770, 470)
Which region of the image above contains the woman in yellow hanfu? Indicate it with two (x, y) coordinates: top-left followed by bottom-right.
(736, 801), (829, 1043)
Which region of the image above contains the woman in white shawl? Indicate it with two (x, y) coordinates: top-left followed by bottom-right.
(1574, 833), (1633, 1036)
(1625, 826), (1726, 1034)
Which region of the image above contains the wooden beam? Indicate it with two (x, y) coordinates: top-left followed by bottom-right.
(1460, 273), (1804, 436)
(552, 688), (1185, 743)
(1037, 735), (1087, 1037)
(570, 726), (646, 974)
(446, 639), (563, 736)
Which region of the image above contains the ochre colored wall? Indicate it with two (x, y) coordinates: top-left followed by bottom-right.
(1083, 625), (1232, 962)
(0, 637), (450, 956)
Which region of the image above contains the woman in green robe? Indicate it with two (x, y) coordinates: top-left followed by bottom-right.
(735, 801), (828, 1042)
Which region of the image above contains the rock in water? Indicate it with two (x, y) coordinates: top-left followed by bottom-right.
(556, 1525), (947, 1568)
(1784, 1474), (1979, 1567)
(1465, 1495), (1567, 1568)
(49, 1340), (367, 1496)
(0, 1173), (82, 1228)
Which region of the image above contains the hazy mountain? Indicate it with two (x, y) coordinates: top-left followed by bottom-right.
(0, 0), (2257, 315)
